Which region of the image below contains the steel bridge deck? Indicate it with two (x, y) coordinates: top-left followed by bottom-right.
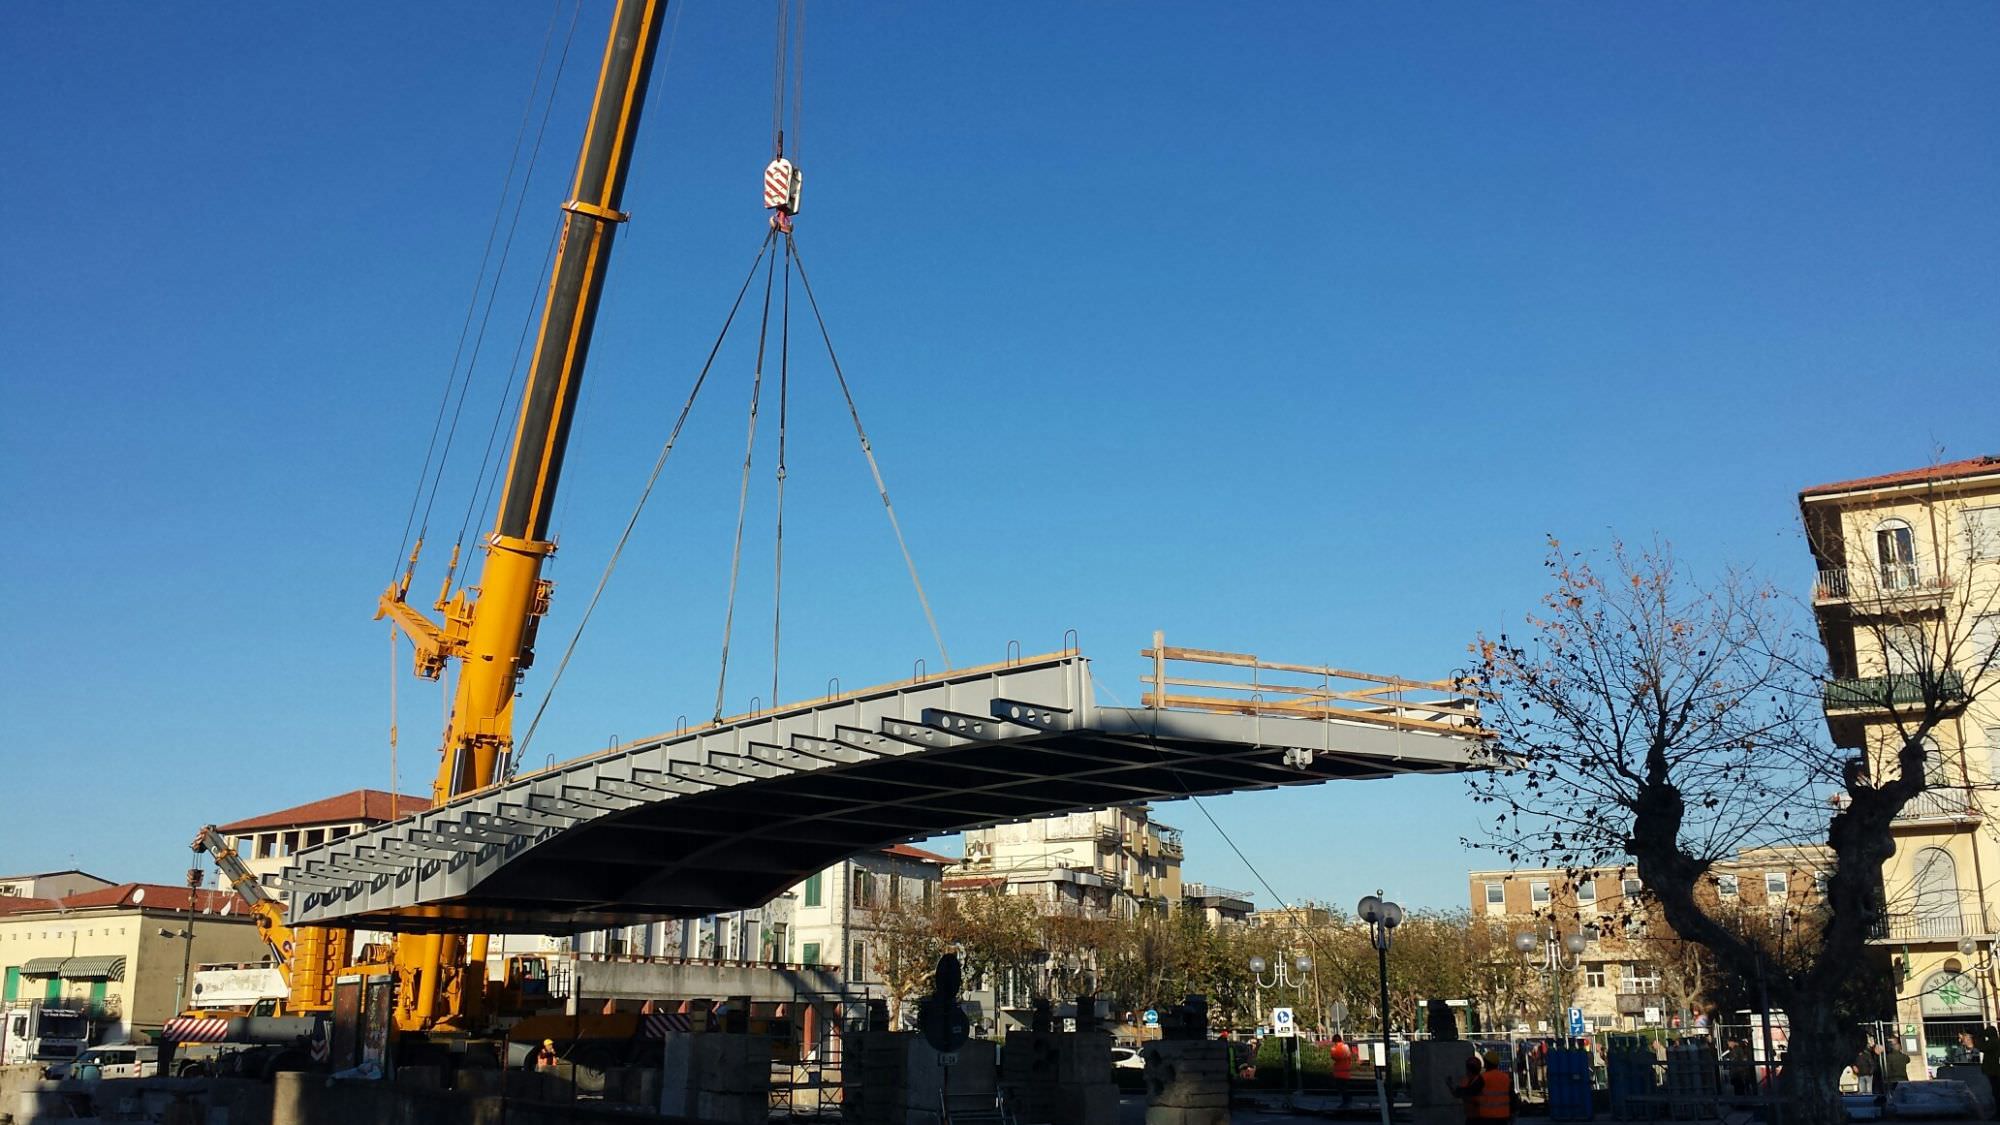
(284, 651), (1490, 933)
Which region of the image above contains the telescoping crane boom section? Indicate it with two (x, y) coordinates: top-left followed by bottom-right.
(347, 0), (669, 1032)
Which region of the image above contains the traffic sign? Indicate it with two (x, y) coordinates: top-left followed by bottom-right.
(1143, 1009), (1159, 1027)
(1272, 1007), (1296, 1038)
(1567, 1007), (1585, 1037)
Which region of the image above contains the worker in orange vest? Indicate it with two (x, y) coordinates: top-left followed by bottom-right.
(1329, 1034), (1355, 1107)
(1472, 1051), (1514, 1123)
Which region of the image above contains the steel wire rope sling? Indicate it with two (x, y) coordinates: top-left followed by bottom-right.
(511, 230), (780, 773)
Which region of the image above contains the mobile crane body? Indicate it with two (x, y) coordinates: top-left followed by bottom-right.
(254, 0), (672, 1034)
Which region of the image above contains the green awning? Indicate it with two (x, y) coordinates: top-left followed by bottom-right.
(18, 955), (125, 981)
(58, 955), (126, 981)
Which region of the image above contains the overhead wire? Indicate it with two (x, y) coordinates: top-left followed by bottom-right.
(387, 0), (573, 584)
(787, 234), (952, 670)
(512, 231), (781, 772)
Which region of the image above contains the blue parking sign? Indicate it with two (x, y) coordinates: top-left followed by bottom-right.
(1567, 1007), (1585, 1037)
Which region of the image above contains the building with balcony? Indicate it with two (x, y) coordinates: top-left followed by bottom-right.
(1182, 883), (1256, 927)
(1468, 847), (1828, 1033)
(947, 806), (1184, 920)
(0, 883), (267, 1042)
(213, 788), (433, 905)
(1801, 455), (2000, 1065)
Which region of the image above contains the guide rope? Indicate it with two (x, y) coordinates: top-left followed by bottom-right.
(389, 0), (578, 586)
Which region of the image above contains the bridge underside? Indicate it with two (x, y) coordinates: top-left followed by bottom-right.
(285, 652), (1489, 934)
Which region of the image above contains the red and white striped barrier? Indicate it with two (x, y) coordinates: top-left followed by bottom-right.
(163, 1017), (231, 1044)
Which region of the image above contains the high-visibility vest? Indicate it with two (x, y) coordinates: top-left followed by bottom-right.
(1474, 1069), (1513, 1119)
(1331, 1042), (1354, 1078)
(1459, 1077), (1482, 1121)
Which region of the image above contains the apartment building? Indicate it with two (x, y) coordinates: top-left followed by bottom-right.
(213, 789), (432, 904)
(1182, 883), (1256, 927)
(0, 872), (115, 901)
(1800, 455), (2000, 1065)
(1468, 847), (1828, 1033)
(0, 884), (266, 1041)
(790, 844), (954, 988)
(947, 806), (1184, 919)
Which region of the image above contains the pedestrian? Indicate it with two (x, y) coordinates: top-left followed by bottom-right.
(1331, 1033), (1355, 1107)
(532, 1038), (560, 1070)
(1452, 1054), (1485, 1124)
(1978, 1027), (2000, 1117)
(1853, 1035), (1880, 1094)
(1723, 1039), (1753, 1097)
(1884, 1039), (1911, 1093)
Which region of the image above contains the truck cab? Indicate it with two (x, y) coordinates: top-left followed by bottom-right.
(1, 1003), (92, 1068)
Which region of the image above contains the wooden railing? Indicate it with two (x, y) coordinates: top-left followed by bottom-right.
(1139, 633), (1491, 738)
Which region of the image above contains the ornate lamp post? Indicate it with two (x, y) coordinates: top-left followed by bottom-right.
(1514, 928), (1588, 1044)
(1359, 893), (1404, 1125)
(1250, 952), (1314, 1093)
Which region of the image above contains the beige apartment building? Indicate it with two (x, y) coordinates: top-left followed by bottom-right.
(1800, 455), (2000, 1066)
(1469, 848), (1828, 1033)
(0, 883), (266, 1041)
(947, 806), (1184, 919)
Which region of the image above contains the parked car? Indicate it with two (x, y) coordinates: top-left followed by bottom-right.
(55, 1044), (159, 1081)
(1111, 1046), (1147, 1070)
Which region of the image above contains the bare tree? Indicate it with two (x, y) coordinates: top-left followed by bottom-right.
(1468, 535), (1993, 1125)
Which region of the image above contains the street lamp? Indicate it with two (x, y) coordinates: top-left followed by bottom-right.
(1359, 893), (1404, 1125)
(1514, 928), (1588, 1044)
(1250, 952), (1314, 1094)
(1957, 936), (1994, 1024)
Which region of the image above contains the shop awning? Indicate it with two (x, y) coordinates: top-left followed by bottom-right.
(58, 955), (126, 981)
(18, 955), (125, 980)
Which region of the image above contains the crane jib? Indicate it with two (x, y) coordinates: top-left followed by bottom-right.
(496, 0), (667, 544)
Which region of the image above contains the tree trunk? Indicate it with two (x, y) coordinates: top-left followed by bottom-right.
(1781, 991), (1856, 1125)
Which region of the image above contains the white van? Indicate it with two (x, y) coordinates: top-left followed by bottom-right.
(68, 1044), (159, 1080)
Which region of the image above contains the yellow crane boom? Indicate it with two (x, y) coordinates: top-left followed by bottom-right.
(361, 0), (671, 1031)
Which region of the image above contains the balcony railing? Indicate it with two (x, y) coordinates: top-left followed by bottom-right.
(1870, 912), (1989, 942)
(1895, 787), (1983, 824)
(1617, 977), (1662, 995)
(1815, 565), (1953, 604)
(1823, 671), (1967, 712)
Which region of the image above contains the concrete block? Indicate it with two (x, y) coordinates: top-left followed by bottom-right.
(1053, 1079), (1120, 1125)
(1144, 1106), (1228, 1125)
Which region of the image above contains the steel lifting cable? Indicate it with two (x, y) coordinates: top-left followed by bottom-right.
(786, 233), (953, 670)
(770, 245), (793, 707)
(712, 248), (782, 721)
(388, 0), (575, 583)
(511, 231), (780, 772)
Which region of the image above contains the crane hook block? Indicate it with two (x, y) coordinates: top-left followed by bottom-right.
(764, 158), (802, 217)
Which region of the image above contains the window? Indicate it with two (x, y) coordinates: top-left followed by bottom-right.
(1484, 882), (1505, 907)
(1877, 519), (1917, 590)
(305, 828), (325, 848)
(1622, 877), (1643, 899)
(1531, 880), (1551, 906)
(1584, 965), (1606, 989)
(1764, 872), (1788, 898)
(1718, 874), (1739, 899)
(853, 871), (876, 908)
(1970, 616), (2000, 671)
(1813, 872), (1830, 899)
(889, 875), (903, 907)
(852, 941), (868, 978)
(803, 872), (823, 908)
(1576, 880), (1597, 905)
(1885, 624), (1929, 677)
(1582, 925), (1601, 944)
(1966, 507), (2000, 561)
(330, 825), (351, 840)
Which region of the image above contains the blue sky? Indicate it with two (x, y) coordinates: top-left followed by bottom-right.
(3, 3), (1995, 916)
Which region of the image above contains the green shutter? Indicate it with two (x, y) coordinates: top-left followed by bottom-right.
(89, 980), (107, 1006)
(804, 873), (822, 907)
(3, 967), (17, 1003)
(44, 978), (61, 1002)
(802, 942), (820, 966)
